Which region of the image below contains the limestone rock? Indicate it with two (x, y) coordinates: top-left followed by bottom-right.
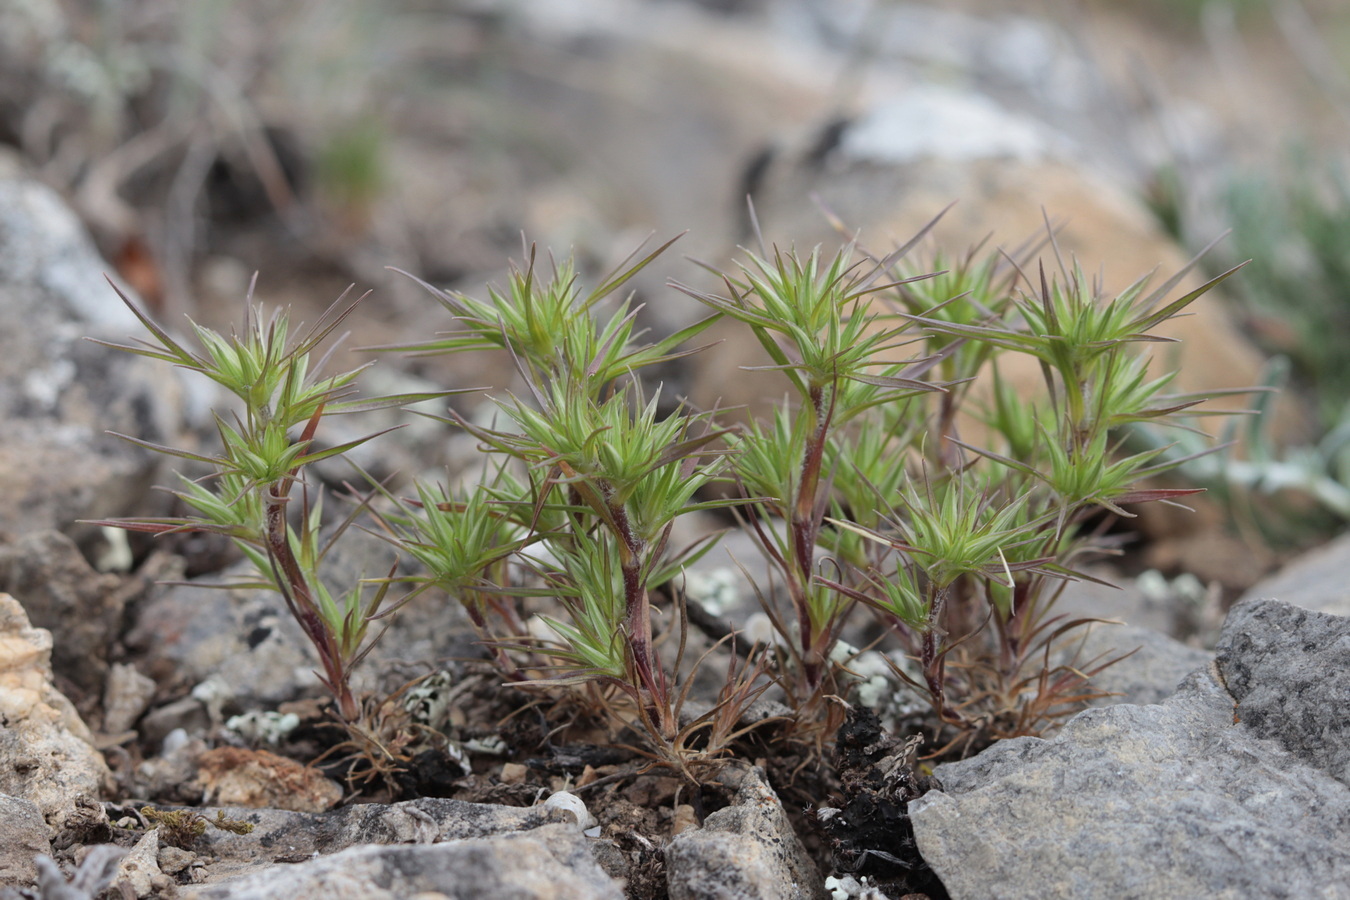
(112, 830), (166, 900)
(665, 765), (825, 900)
(182, 822), (622, 900)
(1215, 598), (1350, 786)
(189, 796), (574, 884)
(0, 792), (51, 887)
(910, 604), (1350, 899)
(0, 594), (111, 828)
(101, 663), (158, 738)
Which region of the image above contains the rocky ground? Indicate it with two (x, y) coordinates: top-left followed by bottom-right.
(1, 1), (1350, 898)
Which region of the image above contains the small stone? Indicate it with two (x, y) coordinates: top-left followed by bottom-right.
(158, 844), (201, 876)
(499, 762), (529, 785)
(671, 803), (699, 837)
(197, 746), (343, 813)
(113, 829), (163, 899)
(665, 765), (825, 900)
(103, 662), (158, 736)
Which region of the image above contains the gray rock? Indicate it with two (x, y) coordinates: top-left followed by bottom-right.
(190, 796), (573, 883)
(1069, 621), (1210, 708)
(0, 594), (112, 828)
(0, 150), (185, 536)
(183, 823), (622, 900)
(1215, 598), (1350, 786)
(101, 663), (158, 738)
(0, 793), (51, 887)
(911, 656), (1350, 898)
(1239, 532), (1350, 616)
(665, 765), (825, 900)
(126, 576), (320, 711)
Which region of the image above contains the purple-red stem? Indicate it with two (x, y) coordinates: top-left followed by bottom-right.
(463, 595), (525, 681)
(264, 483), (361, 722)
(922, 583), (960, 723)
(610, 502), (675, 738)
(789, 385), (832, 689)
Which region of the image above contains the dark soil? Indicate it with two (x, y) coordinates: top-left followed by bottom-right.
(816, 708), (949, 899)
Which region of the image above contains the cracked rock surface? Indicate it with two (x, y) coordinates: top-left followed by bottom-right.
(185, 823), (622, 900)
(1214, 599), (1350, 788)
(909, 597), (1350, 900)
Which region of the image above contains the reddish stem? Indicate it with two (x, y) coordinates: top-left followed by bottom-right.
(264, 483), (360, 722)
(610, 502), (674, 738)
(922, 584), (960, 723)
(789, 384), (832, 689)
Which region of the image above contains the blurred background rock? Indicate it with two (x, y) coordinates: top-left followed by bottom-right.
(5, 0), (1350, 569)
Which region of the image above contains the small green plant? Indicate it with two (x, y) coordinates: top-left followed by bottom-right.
(673, 234), (947, 730)
(682, 226), (1239, 751)
(860, 243), (1236, 747)
(383, 239), (744, 756)
(88, 279), (446, 725)
(93, 222), (1237, 781)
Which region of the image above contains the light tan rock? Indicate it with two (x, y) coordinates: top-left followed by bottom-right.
(113, 829), (168, 899)
(0, 593), (112, 828)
